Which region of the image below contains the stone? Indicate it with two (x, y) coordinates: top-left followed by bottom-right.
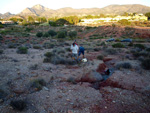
(80, 70), (103, 83)
(96, 63), (107, 74)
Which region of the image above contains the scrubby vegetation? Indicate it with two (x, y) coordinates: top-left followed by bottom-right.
(112, 43), (125, 48)
(17, 47), (28, 54)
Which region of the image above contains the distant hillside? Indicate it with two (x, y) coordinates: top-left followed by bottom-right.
(101, 4), (150, 14)
(1, 4), (150, 19)
(0, 12), (14, 19)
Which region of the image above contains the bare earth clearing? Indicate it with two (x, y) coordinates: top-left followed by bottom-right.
(0, 25), (150, 113)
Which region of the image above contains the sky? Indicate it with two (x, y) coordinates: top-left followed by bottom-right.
(0, 0), (150, 14)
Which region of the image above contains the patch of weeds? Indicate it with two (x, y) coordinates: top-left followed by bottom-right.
(43, 42), (55, 49)
(29, 64), (38, 70)
(134, 44), (145, 50)
(133, 51), (149, 58)
(30, 78), (46, 91)
(36, 32), (43, 37)
(128, 42), (134, 46)
(10, 100), (26, 111)
(141, 58), (150, 70)
(112, 43), (125, 48)
(97, 55), (104, 60)
(8, 43), (18, 48)
(44, 52), (54, 58)
(67, 77), (77, 84)
(33, 45), (42, 49)
(105, 48), (117, 55)
(0, 50), (3, 54)
(17, 47), (28, 54)
(146, 48), (150, 52)
(115, 62), (132, 69)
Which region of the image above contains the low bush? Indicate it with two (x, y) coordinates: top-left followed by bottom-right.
(57, 31), (67, 38)
(30, 78), (46, 91)
(33, 45), (42, 49)
(0, 35), (3, 41)
(10, 100), (26, 111)
(43, 42), (55, 49)
(146, 48), (150, 52)
(44, 52), (54, 58)
(115, 62), (132, 69)
(105, 48), (117, 55)
(0, 50), (3, 54)
(36, 32), (43, 37)
(25, 27), (33, 32)
(43, 32), (49, 37)
(68, 31), (77, 38)
(17, 47), (28, 54)
(134, 44), (145, 49)
(112, 43), (125, 48)
(128, 42), (134, 46)
(141, 58), (150, 70)
(48, 30), (57, 37)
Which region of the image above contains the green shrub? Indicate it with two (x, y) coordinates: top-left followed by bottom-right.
(17, 47), (28, 54)
(118, 19), (131, 26)
(33, 45), (42, 49)
(25, 27), (33, 32)
(48, 30), (57, 37)
(128, 42), (134, 46)
(68, 31), (77, 38)
(43, 32), (49, 37)
(141, 58), (150, 70)
(30, 79), (46, 91)
(10, 100), (26, 111)
(44, 52), (54, 58)
(57, 31), (66, 38)
(36, 32), (43, 37)
(134, 44), (145, 49)
(105, 48), (117, 55)
(43, 42), (55, 49)
(0, 35), (3, 41)
(112, 43), (125, 48)
(146, 48), (150, 52)
(0, 50), (3, 54)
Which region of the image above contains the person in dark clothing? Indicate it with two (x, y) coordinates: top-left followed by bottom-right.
(78, 46), (85, 58)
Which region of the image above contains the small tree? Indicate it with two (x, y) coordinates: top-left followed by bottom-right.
(145, 12), (150, 20)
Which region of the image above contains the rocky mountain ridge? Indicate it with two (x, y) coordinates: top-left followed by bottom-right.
(1, 4), (150, 19)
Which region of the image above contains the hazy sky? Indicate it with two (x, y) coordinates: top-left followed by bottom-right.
(0, 0), (150, 14)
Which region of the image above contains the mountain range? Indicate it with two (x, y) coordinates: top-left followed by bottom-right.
(1, 4), (150, 19)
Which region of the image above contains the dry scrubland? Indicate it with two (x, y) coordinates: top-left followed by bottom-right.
(0, 25), (150, 113)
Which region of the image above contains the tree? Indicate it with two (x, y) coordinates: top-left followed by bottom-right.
(28, 16), (34, 24)
(145, 12), (150, 20)
(49, 21), (56, 26)
(55, 18), (69, 26)
(118, 19), (131, 26)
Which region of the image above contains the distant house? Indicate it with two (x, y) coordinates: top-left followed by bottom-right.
(79, 14), (148, 25)
(0, 21), (14, 24)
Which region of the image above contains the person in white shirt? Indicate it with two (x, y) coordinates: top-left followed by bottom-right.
(70, 43), (79, 60)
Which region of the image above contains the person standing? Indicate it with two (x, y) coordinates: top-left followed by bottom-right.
(70, 43), (79, 60)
